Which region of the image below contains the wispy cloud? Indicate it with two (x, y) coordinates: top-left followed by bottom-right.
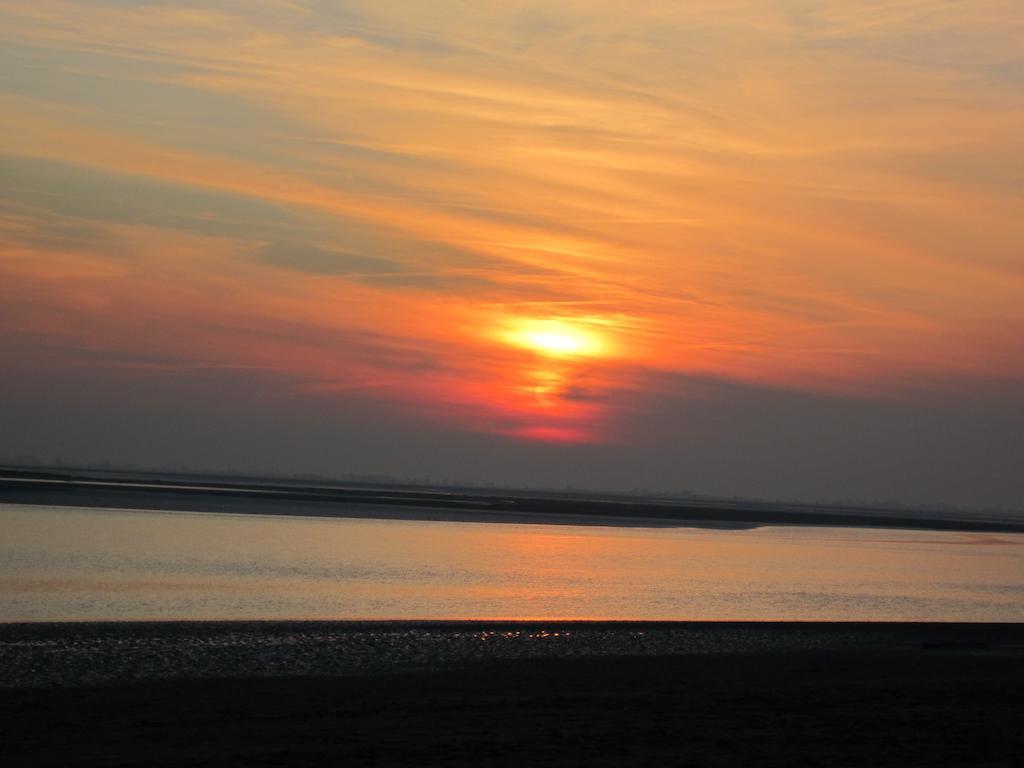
(2, 0), (1022, 447)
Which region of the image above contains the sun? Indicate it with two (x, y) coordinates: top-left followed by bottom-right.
(503, 318), (605, 358)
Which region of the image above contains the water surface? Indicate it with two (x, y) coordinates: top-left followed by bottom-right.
(1, 503), (1021, 622)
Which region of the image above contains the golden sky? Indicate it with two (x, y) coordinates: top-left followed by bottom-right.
(1, 2), (1023, 502)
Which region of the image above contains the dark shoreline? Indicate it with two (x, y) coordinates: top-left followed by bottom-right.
(3, 467), (1022, 533)
(2, 620), (1022, 766)
(4, 620), (1022, 689)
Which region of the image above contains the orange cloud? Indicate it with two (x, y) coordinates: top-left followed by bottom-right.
(2, 1), (1023, 445)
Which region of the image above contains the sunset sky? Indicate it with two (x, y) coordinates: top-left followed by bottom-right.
(2, 1), (1023, 507)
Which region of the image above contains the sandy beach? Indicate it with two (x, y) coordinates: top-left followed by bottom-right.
(2, 621), (1022, 767)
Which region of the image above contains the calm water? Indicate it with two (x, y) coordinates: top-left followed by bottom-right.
(1, 503), (1021, 622)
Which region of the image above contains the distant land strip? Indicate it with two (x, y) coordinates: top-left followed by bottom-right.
(1, 467), (1022, 534)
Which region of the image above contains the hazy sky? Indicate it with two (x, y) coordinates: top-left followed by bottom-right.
(2, 1), (1023, 507)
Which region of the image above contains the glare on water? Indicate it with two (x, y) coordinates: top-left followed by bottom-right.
(0, 503), (1021, 622)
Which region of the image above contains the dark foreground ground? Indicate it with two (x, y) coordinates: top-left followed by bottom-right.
(2, 622), (1022, 767)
